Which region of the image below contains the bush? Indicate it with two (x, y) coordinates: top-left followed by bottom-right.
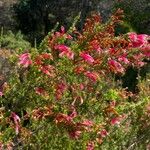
(0, 30), (31, 50)
(0, 10), (150, 149)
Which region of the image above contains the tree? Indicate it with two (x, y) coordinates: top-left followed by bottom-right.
(14, 0), (101, 44)
(0, 0), (17, 31)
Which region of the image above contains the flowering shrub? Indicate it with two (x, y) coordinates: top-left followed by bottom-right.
(0, 9), (150, 149)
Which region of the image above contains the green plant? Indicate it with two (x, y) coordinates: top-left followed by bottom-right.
(0, 10), (149, 149)
(0, 30), (31, 50)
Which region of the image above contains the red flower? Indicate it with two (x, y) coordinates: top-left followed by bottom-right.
(40, 65), (54, 76)
(98, 129), (109, 138)
(108, 59), (124, 74)
(128, 32), (148, 48)
(18, 53), (32, 68)
(111, 117), (122, 126)
(69, 130), (81, 139)
(80, 52), (94, 64)
(118, 56), (130, 64)
(86, 141), (94, 150)
(54, 44), (74, 59)
(0, 91), (3, 97)
(35, 87), (47, 96)
(84, 71), (99, 82)
(80, 120), (93, 127)
(11, 112), (21, 135)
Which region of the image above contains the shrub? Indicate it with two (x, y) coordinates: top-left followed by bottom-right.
(0, 30), (31, 50)
(0, 9), (150, 149)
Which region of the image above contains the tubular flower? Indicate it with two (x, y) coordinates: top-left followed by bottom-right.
(108, 59), (125, 74)
(54, 44), (74, 59)
(11, 112), (21, 135)
(0, 91), (3, 97)
(84, 71), (99, 82)
(40, 65), (55, 77)
(140, 44), (150, 57)
(18, 53), (32, 68)
(69, 130), (82, 139)
(80, 52), (94, 64)
(98, 129), (109, 138)
(118, 56), (130, 64)
(55, 82), (67, 100)
(86, 141), (94, 150)
(110, 116), (123, 126)
(128, 32), (148, 48)
(35, 87), (47, 96)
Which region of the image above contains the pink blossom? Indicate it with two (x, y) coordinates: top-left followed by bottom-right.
(54, 44), (70, 52)
(84, 71), (99, 82)
(18, 53), (32, 68)
(11, 112), (20, 135)
(98, 129), (109, 138)
(118, 56), (130, 64)
(40, 65), (54, 76)
(86, 141), (94, 150)
(79, 83), (84, 90)
(54, 44), (74, 59)
(55, 82), (67, 100)
(0, 142), (3, 150)
(35, 87), (46, 96)
(140, 44), (150, 57)
(80, 52), (94, 64)
(6, 142), (14, 150)
(111, 117), (121, 125)
(69, 107), (77, 119)
(108, 59), (125, 74)
(81, 120), (93, 127)
(0, 91), (3, 97)
(59, 49), (74, 60)
(109, 48), (116, 55)
(128, 32), (148, 48)
(137, 61), (145, 67)
(69, 130), (81, 139)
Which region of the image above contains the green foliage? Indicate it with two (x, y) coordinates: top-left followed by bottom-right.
(0, 30), (31, 49)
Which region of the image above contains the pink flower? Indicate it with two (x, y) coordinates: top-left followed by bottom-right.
(118, 56), (130, 64)
(59, 49), (74, 60)
(140, 44), (150, 57)
(108, 59), (125, 74)
(79, 83), (84, 90)
(80, 52), (94, 64)
(98, 129), (109, 138)
(54, 44), (69, 52)
(81, 120), (93, 127)
(35, 87), (47, 96)
(0, 142), (3, 150)
(54, 44), (74, 59)
(69, 130), (81, 139)
(55, 82), (67, 100)
(128, 32), (148, 48)
(40, 65), (54, 76)
(86, 141), (94, 150)
(18, 53), (32, 68)
(11, 112), (20, 135)
(69, 107), (77, 119)
(0, 91), (3, 97)
(111, 117), (121, 126)
(84, 71), (99, 82)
